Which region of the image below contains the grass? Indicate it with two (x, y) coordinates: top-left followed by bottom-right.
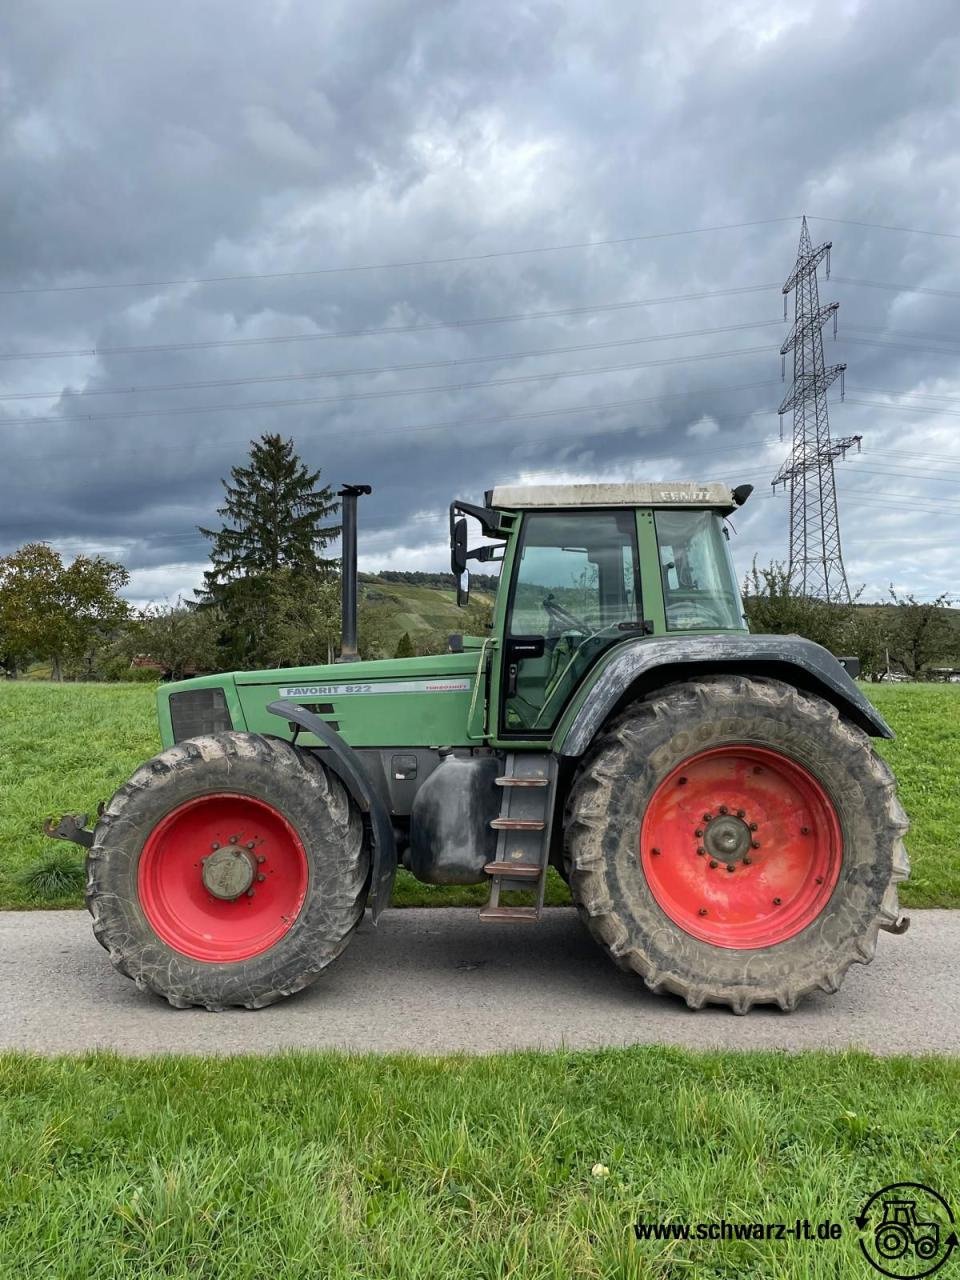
(0, 1046), (958, 1278)
(1, 680), (958, 910)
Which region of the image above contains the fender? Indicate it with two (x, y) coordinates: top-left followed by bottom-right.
(555, 634), (893, 758)
(267, 699), (397, 922)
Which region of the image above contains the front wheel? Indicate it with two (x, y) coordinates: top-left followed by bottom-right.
(564, 675), (909, 1013)
(87, 732), (368, 1009)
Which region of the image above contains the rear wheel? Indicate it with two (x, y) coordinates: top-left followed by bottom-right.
(87, 732), (368, 1009)
(565, 675), (909, 1013)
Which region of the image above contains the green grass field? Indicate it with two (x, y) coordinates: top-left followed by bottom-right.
(1, 680), (957, 910)
(1, 1046), (957, 1278)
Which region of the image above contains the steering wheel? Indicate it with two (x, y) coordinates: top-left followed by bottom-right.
(664, 599), (731, 629)
(542, 594), (588, 633)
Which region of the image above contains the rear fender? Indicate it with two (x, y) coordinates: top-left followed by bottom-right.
(555, 634), (892, 758)
(267, 699), (397, 921)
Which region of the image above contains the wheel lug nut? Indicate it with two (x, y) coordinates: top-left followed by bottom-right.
(211, 842), (220, 851)
(697, 847), (706, 856)
(718, 805), (728, 815)
(703, 813), (712, 822)
(228, 835), (238, 844)
(772, 897), (781, 906)
(751, 841), (760, 849)
(726, 865), (735, 873)
(257, 874), (266, 882)
(709, 860), (718, 869)
(736, 809), (746, 818)
(749, 823), (758, 832)
(257, 855), (266, 864)
(698, 908), (708, 917)
(246, 841), (255, 850)
(742, 856), (751, 865)
(246, 888), (255, 898)
(694, 828), (703, 838)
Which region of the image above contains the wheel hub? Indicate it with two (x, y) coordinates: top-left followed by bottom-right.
(202, 845), (257, 900)
(702, 814), (751, 864)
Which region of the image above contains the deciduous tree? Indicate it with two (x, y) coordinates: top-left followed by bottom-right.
(0, 543), (129, 679)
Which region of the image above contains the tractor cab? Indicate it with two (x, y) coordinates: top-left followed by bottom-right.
(451, 482), (751, 739)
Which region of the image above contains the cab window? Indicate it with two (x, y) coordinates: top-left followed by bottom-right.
(654, 510), (745, 631)
(504, 510), (640, 732)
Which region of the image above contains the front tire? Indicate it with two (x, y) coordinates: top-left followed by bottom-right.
(87, 732), (368, 1009)
(565, 675), (909, 1013)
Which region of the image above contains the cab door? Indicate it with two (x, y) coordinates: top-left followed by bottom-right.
(497, 509), (643, 736)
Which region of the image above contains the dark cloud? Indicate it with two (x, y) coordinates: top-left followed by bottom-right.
(2, 0), (958, 605)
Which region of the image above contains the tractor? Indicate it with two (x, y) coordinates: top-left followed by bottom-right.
(874, 1201), (940, 1261)
(45, 480), (909, 1013)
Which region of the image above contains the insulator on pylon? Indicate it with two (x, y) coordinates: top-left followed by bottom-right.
(840, 367), (845, 400)
(825, 245), (831, 279)
(781, 353), (785, 380)
(783, 293), (788, 320)
(833, 310), (838, 339)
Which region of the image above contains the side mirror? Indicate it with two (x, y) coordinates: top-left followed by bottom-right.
(451, 516), (468, 576)
(457, 569), (470, 608)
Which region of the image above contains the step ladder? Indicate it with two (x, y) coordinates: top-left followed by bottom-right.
(479, 752), (558, 923)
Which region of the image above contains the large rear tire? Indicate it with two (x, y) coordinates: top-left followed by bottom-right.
(87, 732), (368, 1009)
(564, 675), (909, 1013)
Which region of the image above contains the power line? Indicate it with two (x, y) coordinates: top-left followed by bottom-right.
(8, 321), (957, 406)
(0, 319), (786, 403)
(0, 343), (779, 427)
(808, 215), (960, 240)
(833, 276), (960, 300)
(0, 217), (798, 297)
(6, 406), (786, 482)
(0, 284), (783, 362)
(1, 277), (954, 369)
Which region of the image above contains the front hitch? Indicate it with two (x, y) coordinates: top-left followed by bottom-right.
(42, 808), (101, 849)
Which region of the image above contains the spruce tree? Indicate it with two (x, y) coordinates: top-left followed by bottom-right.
(200, 433), (340, 588)
(197, 434), (341, 666)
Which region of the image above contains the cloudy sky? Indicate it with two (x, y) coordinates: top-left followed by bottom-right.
(2, 0), (958, 607)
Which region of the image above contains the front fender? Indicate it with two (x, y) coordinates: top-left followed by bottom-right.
(554, 634), (893, 757)
(267, 699), (397, 921)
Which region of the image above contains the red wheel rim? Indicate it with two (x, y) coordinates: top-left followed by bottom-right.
(640, 746), (842, 949)
(138, 794), (309, 962)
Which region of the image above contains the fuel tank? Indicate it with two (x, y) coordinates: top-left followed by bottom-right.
(406, 751), (500, 884)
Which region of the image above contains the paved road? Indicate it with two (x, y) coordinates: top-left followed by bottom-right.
(0, 908), (955, 1056)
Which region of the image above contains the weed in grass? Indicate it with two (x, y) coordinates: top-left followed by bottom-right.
(16, 846), (86, 902)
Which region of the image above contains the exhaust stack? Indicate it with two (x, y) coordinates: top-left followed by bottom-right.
(337, 484), (371, 663)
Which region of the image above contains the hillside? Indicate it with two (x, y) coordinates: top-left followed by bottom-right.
(358, 571), (497, 658)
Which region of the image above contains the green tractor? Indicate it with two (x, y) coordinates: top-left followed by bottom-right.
(46, 480), (909, 1013)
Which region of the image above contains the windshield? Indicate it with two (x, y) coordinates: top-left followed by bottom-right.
(654, 510), (746, 631)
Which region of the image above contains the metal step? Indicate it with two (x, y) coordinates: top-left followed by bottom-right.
(481, 751), (558, 923)
(483, 861), (541, 880)
(478, 906), (540, 923)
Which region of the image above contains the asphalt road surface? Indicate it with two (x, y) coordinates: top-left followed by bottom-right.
(0, 907), (955, 1057)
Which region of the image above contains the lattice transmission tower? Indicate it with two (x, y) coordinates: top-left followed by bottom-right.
(772, 216), (861, 601)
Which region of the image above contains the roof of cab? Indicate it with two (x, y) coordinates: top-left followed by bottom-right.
(486, 481), (739, 512)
